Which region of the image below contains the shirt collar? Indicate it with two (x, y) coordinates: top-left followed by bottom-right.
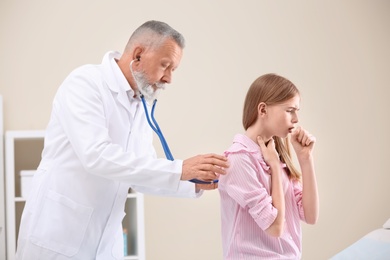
(230, 133), (287, 170)
(232, 133), (260, 153)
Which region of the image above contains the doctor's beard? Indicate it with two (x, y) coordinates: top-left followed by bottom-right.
(133, 71), (165, 104)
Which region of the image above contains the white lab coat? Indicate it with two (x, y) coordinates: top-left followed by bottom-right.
(16, 51), (200, 260)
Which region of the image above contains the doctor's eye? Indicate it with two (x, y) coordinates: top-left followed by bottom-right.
(161, 63), (169, 69)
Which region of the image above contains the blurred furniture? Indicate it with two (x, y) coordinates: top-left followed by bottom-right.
(0, 95), (6, 259)
(330, 219), (390, 259)
(4, 130), (145, 260)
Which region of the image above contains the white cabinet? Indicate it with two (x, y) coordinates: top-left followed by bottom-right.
(4, 130), (145, 260)
(0, 96), (6, 260)
(4, 130), (44, 260)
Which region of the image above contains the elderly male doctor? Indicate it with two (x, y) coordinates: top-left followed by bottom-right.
(16, 20), (229, 260)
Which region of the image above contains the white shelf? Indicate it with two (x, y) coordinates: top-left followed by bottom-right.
(6, 130), (45, 139)
(4, 130), (145, 259)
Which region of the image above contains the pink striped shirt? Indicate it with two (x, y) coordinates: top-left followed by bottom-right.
(219, 134), (306, 260)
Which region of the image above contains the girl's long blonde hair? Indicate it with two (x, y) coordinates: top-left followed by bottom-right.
(243, 73), (301, 181)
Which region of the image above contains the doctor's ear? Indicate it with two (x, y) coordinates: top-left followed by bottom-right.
(258, 102), (267, 115)
(133, 47), (143, 62)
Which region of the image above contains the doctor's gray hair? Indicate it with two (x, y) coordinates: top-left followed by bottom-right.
(126, 20), (185, 51)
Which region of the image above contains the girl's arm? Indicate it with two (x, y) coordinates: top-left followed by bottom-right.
(291, 127), (319, 224)
(257, 137), (286, 237)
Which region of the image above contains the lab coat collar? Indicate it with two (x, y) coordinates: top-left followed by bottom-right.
(101, 51), (132, 94)
(101, 51), (139, 112)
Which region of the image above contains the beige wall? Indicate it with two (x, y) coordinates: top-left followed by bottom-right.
(1, 1), (390, 259)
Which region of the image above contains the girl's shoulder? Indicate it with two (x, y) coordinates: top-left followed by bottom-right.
(224, 133), (259, 154)
(224, 135), (265, 167)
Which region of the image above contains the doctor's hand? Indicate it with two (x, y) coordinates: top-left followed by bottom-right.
(181, 153), (229, 182)
(196, 182), (218, 191)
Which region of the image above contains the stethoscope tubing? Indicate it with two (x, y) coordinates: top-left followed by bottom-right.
(141, 96), (218, 184)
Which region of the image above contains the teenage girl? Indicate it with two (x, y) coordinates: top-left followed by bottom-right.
(219, 73), (319, 259)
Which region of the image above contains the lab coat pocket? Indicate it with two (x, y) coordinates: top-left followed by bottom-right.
(30, 190), (94, 257)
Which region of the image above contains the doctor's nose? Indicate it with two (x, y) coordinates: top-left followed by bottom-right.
(161, 71), (172, 84)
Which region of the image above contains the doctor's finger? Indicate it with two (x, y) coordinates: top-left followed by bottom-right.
(199, 163), (226, 176)
(211, 164), (227, 175)
(196, 170), (219, 181)
(201, 156), (230, 169)
(203, 153), (228, 160)
(196, 182), (218, 191)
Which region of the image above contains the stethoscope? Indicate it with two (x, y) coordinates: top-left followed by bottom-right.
(140, 96), (218, 184)
(130, 58), (218, 184)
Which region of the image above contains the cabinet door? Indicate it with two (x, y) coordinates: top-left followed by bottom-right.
(5, 131), (44, 260)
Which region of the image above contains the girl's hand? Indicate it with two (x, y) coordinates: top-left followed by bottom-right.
(257, 136), (280, 166)
(291, 126), (316, 157)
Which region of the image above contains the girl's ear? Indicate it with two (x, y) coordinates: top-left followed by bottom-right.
(258, 102), (267, 116)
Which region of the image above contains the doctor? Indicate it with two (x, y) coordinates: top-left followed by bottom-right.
(16, 20), (229, 260)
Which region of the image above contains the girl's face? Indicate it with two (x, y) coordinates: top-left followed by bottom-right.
(264, 95), (300, 138)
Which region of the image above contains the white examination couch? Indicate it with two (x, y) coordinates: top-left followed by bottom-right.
(330, 218), (390, 260)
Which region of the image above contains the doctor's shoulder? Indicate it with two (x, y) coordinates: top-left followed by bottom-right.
(58, 63), (106, 93)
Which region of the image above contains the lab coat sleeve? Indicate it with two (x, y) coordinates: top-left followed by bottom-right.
(131, 138), (203, 198)
(53, 67), (182, 191)
(131, 181), (203, 198)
